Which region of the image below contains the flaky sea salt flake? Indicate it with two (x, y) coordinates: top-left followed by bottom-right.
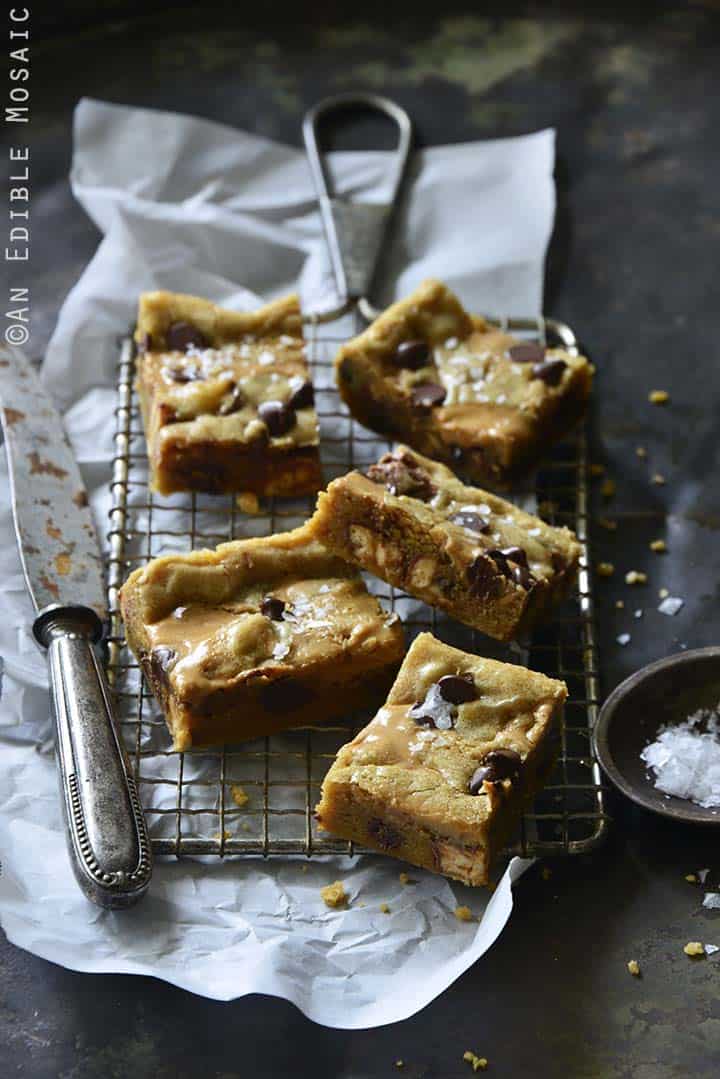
(658, 596), (684, 616)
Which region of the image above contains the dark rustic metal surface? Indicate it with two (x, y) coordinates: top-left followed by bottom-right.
(3, 3), (720, 1076)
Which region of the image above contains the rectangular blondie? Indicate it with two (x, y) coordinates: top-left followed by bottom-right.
(334, 279), (592, 489)
(316, 633), (566, 885)
(135, 290), (322, 496)
(120, 524), (405, 750)
(310, 445), (581, 642)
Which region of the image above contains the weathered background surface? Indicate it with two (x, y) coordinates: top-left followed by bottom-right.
(3, 3), (720, 1076)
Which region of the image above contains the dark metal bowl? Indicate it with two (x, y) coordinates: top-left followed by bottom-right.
(593, 647), (720, 824)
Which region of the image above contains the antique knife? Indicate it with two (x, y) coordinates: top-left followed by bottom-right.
(0, 342), (152, 908)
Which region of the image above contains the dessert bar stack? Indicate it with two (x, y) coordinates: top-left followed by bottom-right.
(120, 280), (592, 884)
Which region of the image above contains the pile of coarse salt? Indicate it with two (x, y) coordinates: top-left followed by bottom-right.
(641, 704), (720, 808)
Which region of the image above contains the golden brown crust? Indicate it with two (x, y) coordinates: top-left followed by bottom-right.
(309, 445), (581, 642)
(334, 279), (592, 489)
(120, 524), (405, 750)
(316, 633), (565, 885)
(134, 291), (321, 496)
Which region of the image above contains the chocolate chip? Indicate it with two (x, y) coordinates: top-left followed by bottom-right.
(438, 674), (477, 704)
(149, 646), (176, 686)
(392, 339), (430, 369)
(486, 548), (512, 576)
(500, 546), (528, 567)
(532, 358), (567, 386)
(261, 678), (314, 712)
(218, 383), (245, 414)
(449, 511), (490, 534)
(367, 817), (402, 850)
(467, 553), (503, 598)
(365, 453), (436, 501)
(258, 400), (296, 437)
(287, 379), (314, 410)
(551, 551), (567, 573)
(165, 322), (208, 352)
(410, 382), (446, 409)
(469, 749), (522, 794)
(511, 563), (535, 590)
(508, 342), (545, 364)
(261, 596), (285, 621)
(165, 364), (204, 383)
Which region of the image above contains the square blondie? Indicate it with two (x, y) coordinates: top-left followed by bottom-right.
(316, 633), (566, 885)
(120, 524), (405, 750)
(334, 279), (592, 489)
(135, 290), (322, 496)
(310, 445), (581, 642)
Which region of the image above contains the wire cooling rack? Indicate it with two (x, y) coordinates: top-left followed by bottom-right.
(105, 311), (609, 860)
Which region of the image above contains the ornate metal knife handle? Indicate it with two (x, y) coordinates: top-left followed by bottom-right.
(33, 604), (152, 908)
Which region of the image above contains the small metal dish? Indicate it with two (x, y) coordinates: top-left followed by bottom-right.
(593, 647), (720, 824)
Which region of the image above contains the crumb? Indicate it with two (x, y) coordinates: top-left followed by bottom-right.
(212, 829), (232, 841)
(358, 901), (366, 907)
(301, 863), (309, 872)
(652, 473), (666, 485)
(625, 570), (648, 585)
(636, 446), (647, 458)
(684, 941), (705, 957)
(596, 562), (615, 577)
(650, 539), (667, 553)
(399, 872), (411, 885)
(590, 463), (605, 476)
(486, 881), (496, 893)
(541, 866), (552, 880)
(685, 874), (698, 883)
(380, 902), (391, 914)
(601, 478), (616, 499)
(321, 881), (348, 909)
(627, 959), (641, 977)
(241, 822), (251, 832)
(615, 599), (625, 610)
(597, 516), (618, 531)
(659, 587), (669, 599)
(236, 491), (261, 514)
(395, 1062), (404, 1070)
(649, 390), (670, 405)
(230, 784), (249, 808)
(454, 905), (474, 922)
(463, 1051), (488, 1072)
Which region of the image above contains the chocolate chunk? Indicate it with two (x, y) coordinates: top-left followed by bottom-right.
(261, 596), (285, 621)
(157, 403), (179, 425)
(467, 553), (503, 598)
(367, 817), (402, 850)
(258, 400), (296, 437)
(469, 749), (522, 794)
(287, 379), (314, 410)
(138, 333), (152, 354)
(500, 546), (528, 568)
(508, 342), (545, 364)
(551, 551), (566, 573)
(486, 548), (512, 576)
(410, 382), (446, 409)
(511, 563), (535, 590)
(365, 453), (436, 501)
(532, 358), (567, 386)
(149, 646), (176, 686)
(392, 339), (431, 369)
(218, 383), (245, 414)
(261, 678), (313, 713)
(165, 322), (208, 352)
(438, 674), (477, 704)
(165, 364), (203, 383)
(449, 510), (490, 534)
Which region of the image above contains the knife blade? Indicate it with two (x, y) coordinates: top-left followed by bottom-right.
(0, 342), (152, 908)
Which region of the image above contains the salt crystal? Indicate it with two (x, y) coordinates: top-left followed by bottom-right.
(409, 683), (455, 730)
(703, 893), (720, 910)
(706, 943), (720, 955)
(698, 868), (710, 884)
(658, 596), (684, 616)
(617, 633), (631, 646)
(641, 704), (720, 807)
(634, 609), (643, 619)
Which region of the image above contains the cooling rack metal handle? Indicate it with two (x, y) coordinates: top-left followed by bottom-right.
(303, 93), (413, 307)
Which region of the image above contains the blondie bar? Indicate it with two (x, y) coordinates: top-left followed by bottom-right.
(135, 290), (322, 496)
(310, 446), (581, 642)
(316, 633), (566, 885)
(120, 524), (405, 750)
(334, 279), (592, 488)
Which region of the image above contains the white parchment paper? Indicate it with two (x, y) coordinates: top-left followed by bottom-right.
(0, 98), (553, 1026)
